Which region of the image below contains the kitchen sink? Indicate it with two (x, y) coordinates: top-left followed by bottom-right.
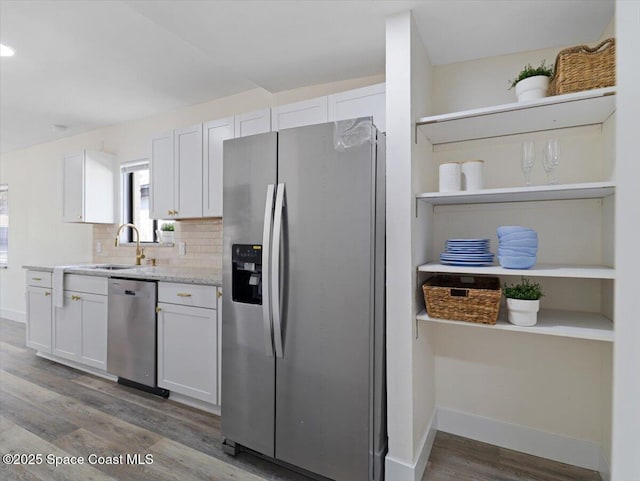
(85, 264), (137, 271)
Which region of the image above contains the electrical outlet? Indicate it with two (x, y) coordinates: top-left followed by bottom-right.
(178, 242), (186, 256)
(96, 241), (102, 253)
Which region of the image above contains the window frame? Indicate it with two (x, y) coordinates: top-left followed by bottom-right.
(120, 160), (158, 244)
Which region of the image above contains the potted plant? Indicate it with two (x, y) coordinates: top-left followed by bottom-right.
(509, 60), (554, 102)
(502, 278), (544, 326)
(160, 222), (175, 243)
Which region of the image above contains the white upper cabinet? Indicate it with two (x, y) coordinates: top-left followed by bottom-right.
(203, 117), (234, 217)
(63, 150), (115, 223)
(151, 125), (203, 220)
(271, 97), (328, 131)
(328, 83), (386, 132)
(174, 124), (203, 219)
(150, 131), (175, 220)
(234, 108), (271, 138)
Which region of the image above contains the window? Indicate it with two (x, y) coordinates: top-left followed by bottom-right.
(121, 161), (172, 243)
(0, 185), (7, 267)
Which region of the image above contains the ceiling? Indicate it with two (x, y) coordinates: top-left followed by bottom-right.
(0, 0), (614, 155)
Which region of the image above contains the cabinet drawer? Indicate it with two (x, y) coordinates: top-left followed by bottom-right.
(64, 275), (108, 295)
(26, 271), (52, 288)
(158, 282), (217, 309)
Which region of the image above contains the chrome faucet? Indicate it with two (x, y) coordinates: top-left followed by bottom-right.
(115, 223), (146, 265)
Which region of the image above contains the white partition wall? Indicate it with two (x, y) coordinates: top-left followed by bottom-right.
(384, 12), (437, 480)
(612, 1), (640, 479)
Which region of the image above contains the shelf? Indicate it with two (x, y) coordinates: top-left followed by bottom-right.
(416, 87), (616, 145)
(418, 263), (615, 279)
(416, 308), (613, 343)
(416, 181), (615, 206)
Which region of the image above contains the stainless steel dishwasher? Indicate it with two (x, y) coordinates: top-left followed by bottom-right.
(107, 278), (169, 397)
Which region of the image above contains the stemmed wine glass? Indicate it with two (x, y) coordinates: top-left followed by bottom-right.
(521, 141), (535, 186)
(542, 139), (560, 185)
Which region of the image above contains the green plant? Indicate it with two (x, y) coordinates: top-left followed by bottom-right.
(161, 222), (174, 232)
(503, 278), (544, 300)
(508, 60), (554, 89)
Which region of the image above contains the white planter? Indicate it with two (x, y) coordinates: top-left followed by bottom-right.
(515, 76), (550, 102)
(161, 231), (174, 243)
(506, 298), (540, 326)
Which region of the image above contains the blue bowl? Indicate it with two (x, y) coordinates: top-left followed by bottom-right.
(499, 238), (539, 248)
(498, 255), (537, 269)
(499, 231), (539, 243)
(498, 246), (538, 256)
(497, 226), (536, 238)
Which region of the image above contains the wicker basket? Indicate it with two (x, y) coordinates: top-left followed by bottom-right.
(422, 275), (501, 325)
(549, 38), (615, 96)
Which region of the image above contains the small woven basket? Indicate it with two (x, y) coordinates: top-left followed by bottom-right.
(549, 38), (615, 96)
(422, 275), (501, 325)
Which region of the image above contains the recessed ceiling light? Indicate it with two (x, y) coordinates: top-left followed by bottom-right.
(0, 44), (15, 57)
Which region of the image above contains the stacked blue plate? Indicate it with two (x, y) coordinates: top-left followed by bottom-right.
(497, 226), (538, 269)
(440, 238), (494, 266)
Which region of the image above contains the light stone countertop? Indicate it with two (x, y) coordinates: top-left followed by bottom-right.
(23, 264), (222, 287)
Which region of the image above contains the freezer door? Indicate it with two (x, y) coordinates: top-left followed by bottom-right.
(274, 120), (379, 480)
(221, 132), (278, 457)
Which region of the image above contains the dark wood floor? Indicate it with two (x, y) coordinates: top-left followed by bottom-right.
(0, 319), (601, 481)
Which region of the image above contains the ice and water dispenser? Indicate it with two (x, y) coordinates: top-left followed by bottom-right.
(231, 244), (262, 304)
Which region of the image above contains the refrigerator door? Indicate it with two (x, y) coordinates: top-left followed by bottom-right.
(221, 132), (278, 457)
(274, 120), (379, 480)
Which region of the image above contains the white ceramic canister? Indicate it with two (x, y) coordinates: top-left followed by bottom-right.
(439, 162), (461, 192)
(461, 160), (484, 191)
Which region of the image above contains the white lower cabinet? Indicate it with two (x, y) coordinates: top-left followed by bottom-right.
(157, 303), (217, 403)
(26, 286), (52, 353)
(53, 281), (108, 370)
(157, 283), (218, 404)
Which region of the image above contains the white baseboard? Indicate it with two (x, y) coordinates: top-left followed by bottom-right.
(385, 409), (437, 481)
(437, 407), (603, 472)
(1, 308), (25, 323)
(599, 450), (611, 481)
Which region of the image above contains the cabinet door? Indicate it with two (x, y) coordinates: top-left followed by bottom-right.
(53, 292), (81, 361)
(25, 286), (52, 353)
(83, 151), (115, 224)
(271, 97), (328, 131)
(328, 83), (386, 132)
(79, 293), (108, 370)
(157, 302), (217, 404)
(174, 124), (203, 219)
(150, 130), (175, 219)
(234, 108), (271, 138)
(62, 152), (84, 222)
(203, 117), (234, 217)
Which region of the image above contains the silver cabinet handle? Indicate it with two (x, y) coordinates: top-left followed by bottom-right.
(271, 183), (285, 359)
(261, 184), (275, 357)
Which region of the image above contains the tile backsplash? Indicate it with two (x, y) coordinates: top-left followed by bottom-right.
(93, 219), (222, 270)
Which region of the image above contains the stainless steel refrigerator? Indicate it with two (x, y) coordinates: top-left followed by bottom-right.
(221, 118), (386, 481)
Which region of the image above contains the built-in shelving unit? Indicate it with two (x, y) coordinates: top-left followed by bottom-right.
(418, 263), (615, 279)
(416, 87), (616, 145)
(416, 308), (613, 343)
(416, 181), (615, 206)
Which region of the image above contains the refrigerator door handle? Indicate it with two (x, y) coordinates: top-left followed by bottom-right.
(262, 184), (276, 357)
(271, 183), (285, 358)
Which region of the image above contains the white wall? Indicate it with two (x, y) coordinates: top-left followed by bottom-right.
(611, 1), (640, 479)
(0, 76), (383, 320)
